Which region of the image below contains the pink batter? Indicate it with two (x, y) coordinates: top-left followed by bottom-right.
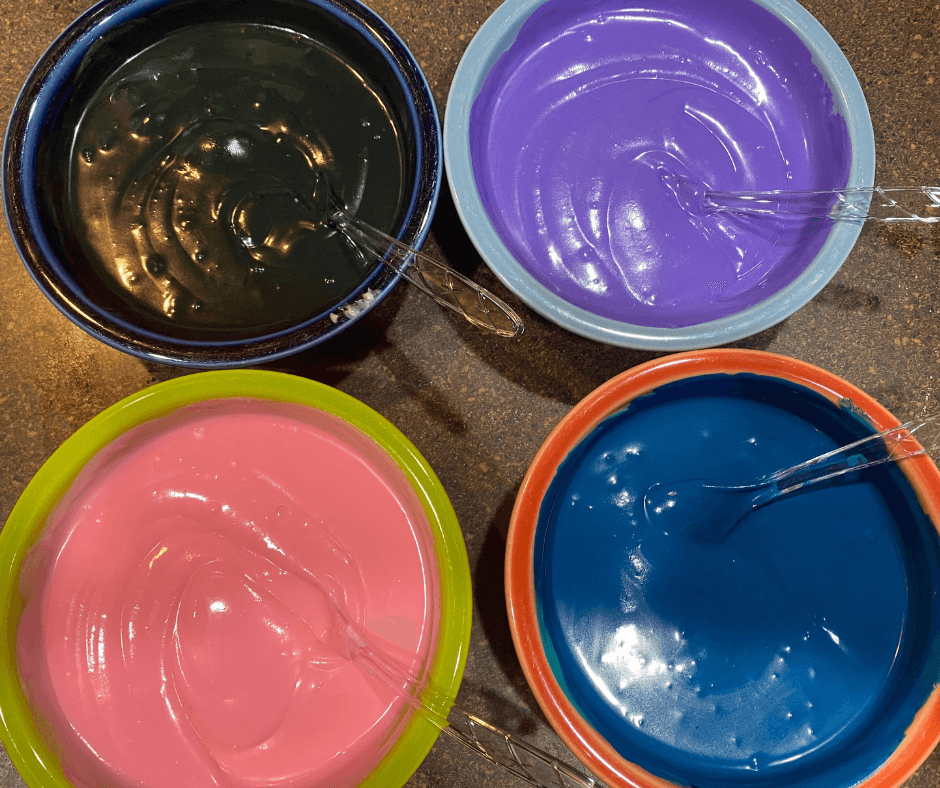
(17, 399), (440, 788)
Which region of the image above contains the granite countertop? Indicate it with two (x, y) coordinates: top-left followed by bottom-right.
(1, 0), (939, 787)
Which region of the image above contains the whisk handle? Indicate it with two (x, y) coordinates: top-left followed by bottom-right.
(350, 631), (602, 788)
(333, 209), (524, 337)
(766, 414), (937, 494)
(704, 186), (940, 223)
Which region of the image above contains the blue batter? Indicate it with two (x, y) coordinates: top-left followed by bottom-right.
(535, 374), (940, 788)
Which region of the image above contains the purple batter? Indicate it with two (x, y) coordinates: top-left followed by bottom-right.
(470, 0), (852, 328)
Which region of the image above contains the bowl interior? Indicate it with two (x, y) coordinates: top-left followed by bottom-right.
(506, 350), (940, 788)
(0, 370), (471, 788)
(4, 0), (441, 367)
(444, 0), (875, 350)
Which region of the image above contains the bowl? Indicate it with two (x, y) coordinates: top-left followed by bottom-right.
(3, 0), (441, 368)
(444, 0), (875, 350)
(506, 349), (940, 788)
(0, 370), (471, 788)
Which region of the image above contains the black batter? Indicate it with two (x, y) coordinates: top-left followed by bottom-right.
(65, 22), (407, 335)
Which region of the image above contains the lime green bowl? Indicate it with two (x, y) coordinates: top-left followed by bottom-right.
(0, 370), (472, 788)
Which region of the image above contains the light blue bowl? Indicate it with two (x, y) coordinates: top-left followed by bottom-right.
(444, 0), (875, 350)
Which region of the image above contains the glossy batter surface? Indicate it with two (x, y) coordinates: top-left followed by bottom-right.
(470, 0), (852, 328)
(535, 375), (940, 787)
(17, 399), (439, 788)
(64, 22), (406, 336)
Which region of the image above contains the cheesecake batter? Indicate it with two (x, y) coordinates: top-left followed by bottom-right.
(535, 374), (940, 787)
(17, 399), (439, 788)
(470, 0), (853, 327)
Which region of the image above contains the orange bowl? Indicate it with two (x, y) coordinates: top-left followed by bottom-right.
(507, 349), (940, 788)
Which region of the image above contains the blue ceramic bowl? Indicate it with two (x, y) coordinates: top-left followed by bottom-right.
(4, 0), (441, 368)
(444, 0), (875, 350)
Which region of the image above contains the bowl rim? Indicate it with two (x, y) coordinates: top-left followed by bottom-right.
(0, 370), (472, 788)
(505, 348), (940, 788)
(443, 0), (876, 350)
(2, 0), (442, 368)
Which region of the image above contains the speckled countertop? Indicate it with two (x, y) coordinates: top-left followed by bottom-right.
(1, 0), (939, 787)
